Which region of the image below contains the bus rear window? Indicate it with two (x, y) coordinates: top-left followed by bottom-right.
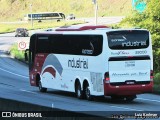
(107, 30), (149, 50)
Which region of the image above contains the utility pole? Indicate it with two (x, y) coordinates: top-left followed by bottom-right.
(30, 4), (33, 28)
(92, 0), (98, 25)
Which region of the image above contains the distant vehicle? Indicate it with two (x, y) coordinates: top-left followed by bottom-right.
(66, 14), (75, 20)
(24, 12), (65, 22)
(45, 28), (54, 31)
(25, 25), (153, 102)
(15, 28), (29, 37)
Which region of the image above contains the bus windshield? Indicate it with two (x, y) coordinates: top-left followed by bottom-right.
(107, 30), (149, 50)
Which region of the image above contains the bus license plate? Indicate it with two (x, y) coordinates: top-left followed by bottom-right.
(125, 61), (135, 68)
(126, 81), (135, 85)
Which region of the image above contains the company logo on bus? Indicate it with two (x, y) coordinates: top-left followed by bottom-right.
(41, 54), (63, 79)
(122, 41), (146, 47)
(68, 58), (88, 69)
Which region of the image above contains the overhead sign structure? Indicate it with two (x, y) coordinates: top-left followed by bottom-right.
(92, 0), (98, 25)
(132, 0), (146, 12)
(18, 41), (29, 51)
(92, 0), (96, 4)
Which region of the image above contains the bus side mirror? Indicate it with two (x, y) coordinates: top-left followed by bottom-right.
(24, 49), (29, 61)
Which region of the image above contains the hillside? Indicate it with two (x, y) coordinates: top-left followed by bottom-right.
(0, 0), (132, 21)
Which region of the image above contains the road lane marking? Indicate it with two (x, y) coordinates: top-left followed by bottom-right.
(20, 89), (36, 94)
(137, 98), (160, 103)
(109, 105), (143, 111)
(0, 67), (28, 79)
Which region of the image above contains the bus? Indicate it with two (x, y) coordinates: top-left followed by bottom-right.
(24, 12), (65, 22)
(25, 25), (153, 102)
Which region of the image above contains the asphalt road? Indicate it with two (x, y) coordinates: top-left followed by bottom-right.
(0, 26), (160, 119)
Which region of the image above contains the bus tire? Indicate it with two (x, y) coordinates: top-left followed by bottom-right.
(84, 83), (92, 101)
(38, 80), (47, 92)
(75, 82), (83, 99)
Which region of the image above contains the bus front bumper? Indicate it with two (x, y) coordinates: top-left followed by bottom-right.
(104, 81), (153, 96)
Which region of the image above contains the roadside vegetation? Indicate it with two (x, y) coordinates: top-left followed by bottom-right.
(118, 0), (160, 93)
(0, 20), (84, 34)
(10, 44), (25, 61)
(0, 0), (132, 22)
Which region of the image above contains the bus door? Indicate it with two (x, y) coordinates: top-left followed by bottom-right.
(29, 34), (36, 71)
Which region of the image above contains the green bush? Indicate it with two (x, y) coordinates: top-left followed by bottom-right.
(119, 0), (160, 74)
(10, 44), (25, 60)
(154, 73), (160, 85)
(118, 0), (160, 93)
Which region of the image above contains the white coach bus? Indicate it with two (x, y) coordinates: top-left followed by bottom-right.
(25, 25), (153, 102)
(24, 12), (65, 22)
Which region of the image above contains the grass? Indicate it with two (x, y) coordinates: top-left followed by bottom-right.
(153, 73), (160, 93)
(0, 0), (133, 22)
(0, 20), (84, 33)
(10, 44), (25, 61)
(153, 85), (160, 94)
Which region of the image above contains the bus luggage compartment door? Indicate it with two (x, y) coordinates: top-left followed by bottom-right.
(108, 56), (151, 85)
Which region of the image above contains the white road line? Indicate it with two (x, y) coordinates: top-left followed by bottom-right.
(137, 98), (160, 103)
(109, 105), (143, 111)
(20, 89), (36, 94)
(0, 67), (29, 79)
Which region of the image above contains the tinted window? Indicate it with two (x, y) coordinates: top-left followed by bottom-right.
(59, 13), (65, 19)
(36, 35), (50, 53)
(28, 14), (34, 18)
(42, 14), (47, 17)
(52, 13), (59, 17)
(36, 34), (103, 56)
(107, 30), (149, 50)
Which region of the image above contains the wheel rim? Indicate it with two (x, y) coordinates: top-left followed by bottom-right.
(77, 85), (81, 98)
(39, 81), (42, 90)
(86, 86), (90, 99)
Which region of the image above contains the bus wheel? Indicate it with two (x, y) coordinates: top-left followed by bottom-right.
(38, 80), (47, 92)
(75, 82), (83, 99)
(84, 83), (92, 100)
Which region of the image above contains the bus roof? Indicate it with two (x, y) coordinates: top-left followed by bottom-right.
(27, 12), (64, 15)
(33, 26), (148, 36)
(55, 25), (110, 31)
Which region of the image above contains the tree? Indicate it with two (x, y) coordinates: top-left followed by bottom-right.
(120, 0), (160, 73)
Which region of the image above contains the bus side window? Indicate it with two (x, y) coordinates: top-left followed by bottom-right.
(90, 36), (103, 56)
(50, 35), (69, 54)
(49, 35), (103, 56)
(37, 36), (50, 53)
